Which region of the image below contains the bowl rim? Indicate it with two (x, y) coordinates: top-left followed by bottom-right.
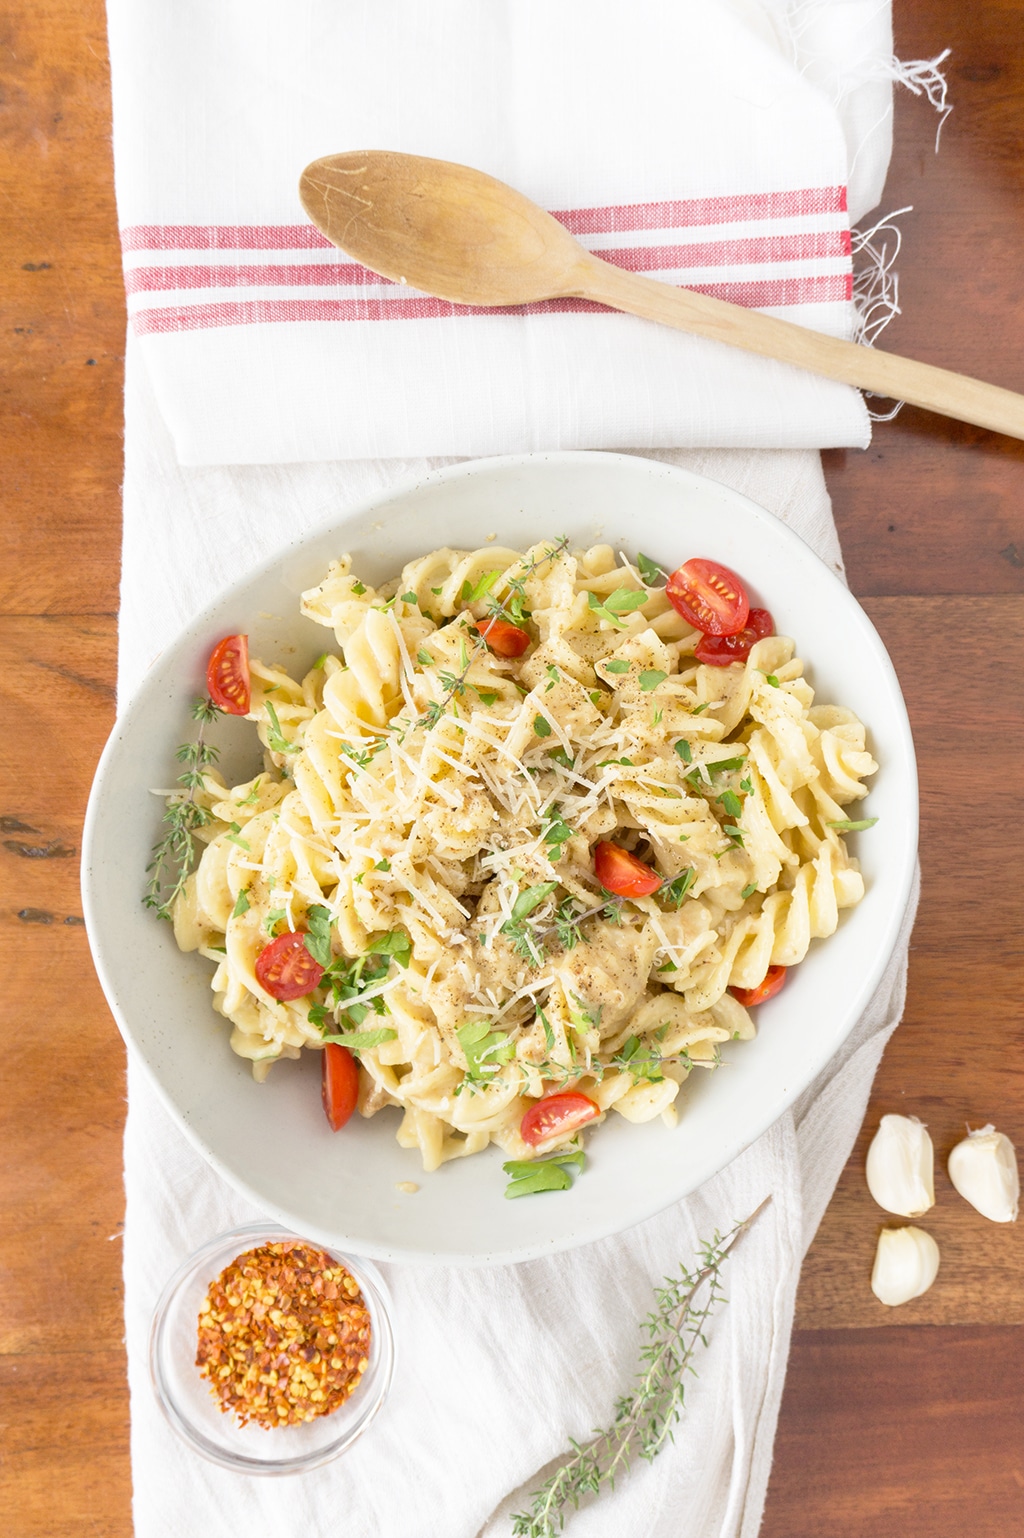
(84, 450), (919, 1266)
(148, 1221), (396, 1474)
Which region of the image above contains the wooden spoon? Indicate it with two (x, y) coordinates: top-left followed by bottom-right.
(299, 150), (1024, 440)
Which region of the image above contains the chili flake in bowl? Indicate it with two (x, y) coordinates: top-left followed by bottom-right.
(196, 1240), (371, 1428)
(150, 1224), (395, 1474)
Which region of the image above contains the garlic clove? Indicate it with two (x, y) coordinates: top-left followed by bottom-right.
(865, 1114), (935, 1217)
(871, 1226), (940, 1306)
(947, 1124), (1019, 1223)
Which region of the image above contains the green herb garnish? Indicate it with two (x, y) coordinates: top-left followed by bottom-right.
(639, 670), (667, 692)
(587, 587), (649, 629)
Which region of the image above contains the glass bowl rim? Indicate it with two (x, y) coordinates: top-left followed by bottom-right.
(148, 1221), (395, 1474)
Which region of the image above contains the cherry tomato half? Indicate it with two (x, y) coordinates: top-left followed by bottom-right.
(594, 841), (662, 898)
(207, 633), (250, 715)
(469, 614), (531, 658)
(322, 1042), (359, 1131)
(730, 965), (787, 1007)
(666, 559), (750, 637)
(255, 930), (325, 1002)
(521, 1091), (600, 1147)
(695, 608), (774, 667)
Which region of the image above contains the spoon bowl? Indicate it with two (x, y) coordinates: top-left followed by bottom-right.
(299, 149), (1024, 442)
(299, 150), (588, 307)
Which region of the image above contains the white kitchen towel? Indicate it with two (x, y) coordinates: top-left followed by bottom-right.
(118, 331), (919, 1538)
(105, 0), (896, 465)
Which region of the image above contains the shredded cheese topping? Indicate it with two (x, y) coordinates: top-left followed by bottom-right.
(171, 540), (877, 1171)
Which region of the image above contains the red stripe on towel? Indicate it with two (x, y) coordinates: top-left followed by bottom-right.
(123, 231), (851, 296)
(120, 187), (849, 253)
(130, 274), (853, 334)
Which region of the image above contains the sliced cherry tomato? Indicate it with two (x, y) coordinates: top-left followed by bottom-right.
(695, 608), (774, 666)
(468, 614), (531, 658)
(666, 559), (750, 636)
(730, 965), (787, 1007)
(321, 1042), (359, 1131)
(521, 1091), (600, 1147)
(594, 841), (662, 898)
(207, 633), (250, 715)
(255, 930), (325, 1001)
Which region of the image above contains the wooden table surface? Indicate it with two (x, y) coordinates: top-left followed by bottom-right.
(2, 2), (1022, 1533)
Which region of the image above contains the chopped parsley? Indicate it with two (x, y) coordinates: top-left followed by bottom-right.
(503, 1147), (585, 1199)
(637, 551), (666, 586)
(639, 669), (667, 692)
(827, 817), (879, 832)
(533, 715), (552, 737)
(586, 587), (649, 629)
(231, 889), (250, 918)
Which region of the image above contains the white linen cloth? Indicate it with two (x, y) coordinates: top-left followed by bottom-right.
(109, 2), (919, 1531)
(119, 334), (918, 1538)
(106, 0), (895, 465)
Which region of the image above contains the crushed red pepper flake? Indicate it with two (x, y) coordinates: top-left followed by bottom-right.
(195, 1240), (372, 1428)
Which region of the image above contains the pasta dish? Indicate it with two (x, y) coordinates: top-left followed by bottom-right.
(163, 540), (877, 1177)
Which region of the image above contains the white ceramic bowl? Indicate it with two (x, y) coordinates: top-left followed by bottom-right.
(83, 452), (917, 1266)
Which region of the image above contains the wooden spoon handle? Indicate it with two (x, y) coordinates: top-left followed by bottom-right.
(579, 255), (1024, 440)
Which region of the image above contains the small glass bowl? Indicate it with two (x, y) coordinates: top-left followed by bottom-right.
(149, 1223), (395, 1474)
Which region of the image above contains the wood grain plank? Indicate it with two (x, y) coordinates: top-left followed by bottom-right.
(764, 1326), (1024, 1538)
(0, 617), (125, 1367)
(796, 594), (1024, 1326)
(829, 4), (1024, 599)
(0, 1350), (130, 1537)
(0, 1), (125, 619)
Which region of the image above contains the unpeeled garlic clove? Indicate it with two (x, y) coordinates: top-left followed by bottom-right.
(871, 1226), (940, 1306)
(947, 1124), (1019, 1223)
(865, 1114), (935, 1217)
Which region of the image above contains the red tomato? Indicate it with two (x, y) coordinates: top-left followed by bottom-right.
(695, 608), (774, 666)
(207, 633), (250, 715)
(594, 841), (662, 898)
(469, 614), (531, 658)
(255, 930), (325, 1001)
(321, 1043), (360, 1131)
(666, 559), (750, 636)
(521, 1091), (599, 1147)
(730, 966), (787, 1007)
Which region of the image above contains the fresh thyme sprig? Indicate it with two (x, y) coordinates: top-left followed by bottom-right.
(511, 1197), (772, 1538)
(144, 697), (223, 921)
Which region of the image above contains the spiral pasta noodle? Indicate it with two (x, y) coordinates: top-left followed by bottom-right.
(170, 539), (877, 1169)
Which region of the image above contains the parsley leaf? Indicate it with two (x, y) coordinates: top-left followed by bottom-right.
(503, 1147), (586, 1199)
(541, 807), (574, 862)
(312, 653), (327, 670)
(351, 580), (367, 595)
(719, 789), (743, 820)
(706, 756), (746, 775)
(225, 821), (250, 851)
(416, 648), (433, 665)
(304, 904), (334, 967)
(508, 882), (558, 925)
(612, 1035), (665, 1083)
(367, 929), (412, 968)
(741, 882), (758, 900)
(674, 738), (693, 764)
(400, 591), (418, 605)
(827, 817), (879, 832)
(458, 1020), (516, 1087)
(603, 658), (631, 675)
(231, 889), (250, 918)
(547, 747), (575, 771)
(474, 688), (499, 706)
(639, 669), (667, 692)
(533, 715), (552, 738)
(321, 1026), (397, 1053)
(460, 570), (501, 605)
(659, 867), (695, 908)
(637, 552), (665, 586)
(587, 587), (649, 629)
(265, 701), (298, 754)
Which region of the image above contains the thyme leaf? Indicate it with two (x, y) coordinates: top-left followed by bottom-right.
(510, 1198), (772, 1537)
